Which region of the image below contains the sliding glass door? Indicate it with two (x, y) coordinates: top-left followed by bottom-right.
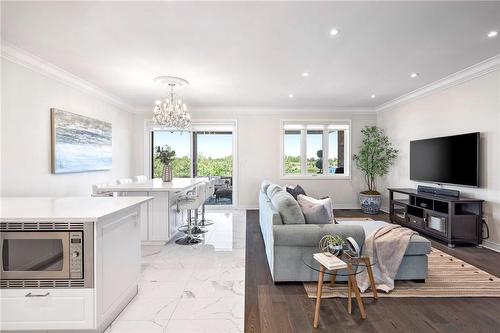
(150, 124), (235, 206)
(193, 131), (233, 205)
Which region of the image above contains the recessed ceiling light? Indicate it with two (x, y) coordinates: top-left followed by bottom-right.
(487, 30), (498, 38)
(370, 94), (376, 99)
(410, 72), (419, 79)
(288, 93), (294, 98)
(330, 28), (340, 36)
(302, 72), (309, 77)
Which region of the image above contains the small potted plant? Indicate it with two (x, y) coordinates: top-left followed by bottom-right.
(319, 234), (346, 256)
(352, 126), (398, 214)
(155, 145), (176, 182)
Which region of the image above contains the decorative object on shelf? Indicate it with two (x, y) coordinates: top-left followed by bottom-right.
(319, 234), (346, 256)
(353, 126), (398, 214)
(51, 108), (112, 174)
(345, 236), (361, 257)
(152, 76), (191, 131)
(155, 145), (176, 182)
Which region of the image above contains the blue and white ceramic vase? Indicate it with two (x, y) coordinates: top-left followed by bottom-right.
(359, 193), (382, 214)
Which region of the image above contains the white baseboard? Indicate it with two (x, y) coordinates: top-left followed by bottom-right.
(481, 240), (500, 253)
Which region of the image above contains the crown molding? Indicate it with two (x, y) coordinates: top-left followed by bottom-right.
(1, 42), (137, 113)
(135, 105), (376, 115)
(376, 54), (500, 112)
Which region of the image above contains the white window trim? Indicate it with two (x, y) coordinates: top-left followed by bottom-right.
(280, 119), (352, 180)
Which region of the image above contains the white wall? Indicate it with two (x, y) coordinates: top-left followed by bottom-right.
(1, 58), (135, 196)
(132, 110), (377, 208)
(377, 69), (500, 249)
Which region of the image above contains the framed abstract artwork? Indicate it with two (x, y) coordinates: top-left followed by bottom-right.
(51, 108), (112, 173)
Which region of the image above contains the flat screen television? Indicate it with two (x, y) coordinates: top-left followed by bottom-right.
(410, 132), (480, 187)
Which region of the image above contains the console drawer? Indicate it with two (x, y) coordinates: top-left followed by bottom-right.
(0, 288), (94, 331)
(406, 214), (424, 229)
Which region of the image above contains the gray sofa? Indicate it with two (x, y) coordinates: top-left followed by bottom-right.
(258, 183), (431, 282)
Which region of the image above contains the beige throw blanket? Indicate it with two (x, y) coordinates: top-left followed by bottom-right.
(356, 224), (416, 293)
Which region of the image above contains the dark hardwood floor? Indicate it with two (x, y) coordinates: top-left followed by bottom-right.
(245, 209), (500, 333)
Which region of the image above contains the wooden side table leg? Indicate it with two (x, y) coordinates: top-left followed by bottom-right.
(347, 263), (367, 319)
(363, 257), (378, 299)
(347, 274), (352, 314)
(313, 265), (326, 328)
(330, 271), (337, 286)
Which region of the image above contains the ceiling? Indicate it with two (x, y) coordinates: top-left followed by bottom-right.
(2, 1), (500, 111)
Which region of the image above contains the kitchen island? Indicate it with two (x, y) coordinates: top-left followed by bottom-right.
(0, 196), (152, 333)
(100, 178), (207, 242)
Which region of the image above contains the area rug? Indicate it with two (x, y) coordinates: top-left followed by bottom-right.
(304, 247), (500, 298)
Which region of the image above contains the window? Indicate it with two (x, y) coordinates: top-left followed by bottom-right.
(283, 129), (302, 175)
(152, 131), (191, 178)
(281, 121), (350, 178)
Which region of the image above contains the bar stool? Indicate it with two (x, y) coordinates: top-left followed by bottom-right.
(175, 183), (207, 245)
(91, 182), (115, 197)
(117, 178), (133, 184)
(133, 175), (147, 182)
(199, 178), (215, 227)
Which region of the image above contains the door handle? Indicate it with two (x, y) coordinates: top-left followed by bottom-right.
(25, 292), (50, 297)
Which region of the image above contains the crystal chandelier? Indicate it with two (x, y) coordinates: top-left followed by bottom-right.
(152, 76), (191, 130)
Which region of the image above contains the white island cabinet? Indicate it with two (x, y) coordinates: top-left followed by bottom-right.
(101, 178), (206, 242)
(0, 196), (152, 333)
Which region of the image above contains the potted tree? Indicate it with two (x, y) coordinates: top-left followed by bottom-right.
(155, 145), (176, 182)
(353, 126), (398, 214)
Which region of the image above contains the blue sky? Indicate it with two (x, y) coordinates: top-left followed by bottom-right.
(153, 131), (232, 158)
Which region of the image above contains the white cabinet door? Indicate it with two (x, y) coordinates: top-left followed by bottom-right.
(0, 288), (94, 331)
(96, 209), (141, 324)
(148, 192), (170, 241)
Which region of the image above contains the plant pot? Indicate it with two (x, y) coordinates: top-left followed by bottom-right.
(327, 244), (344, 257)
(162, 165), (173, 182)
(359, 192), (382, 215)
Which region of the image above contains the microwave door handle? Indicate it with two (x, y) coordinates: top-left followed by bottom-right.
(25, 292), (50, 297)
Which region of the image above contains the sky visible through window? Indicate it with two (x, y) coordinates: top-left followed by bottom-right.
(284, 132), (338, 158)
(197, 133), (232, 158)
(154, 131), (232, 158)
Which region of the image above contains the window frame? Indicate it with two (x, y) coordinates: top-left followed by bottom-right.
(280, 119), (351, 180)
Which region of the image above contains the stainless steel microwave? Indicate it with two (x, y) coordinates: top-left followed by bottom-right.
(0, 222), (93, 288)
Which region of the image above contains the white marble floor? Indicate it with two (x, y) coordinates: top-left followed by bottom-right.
(105, 210), (246, 333)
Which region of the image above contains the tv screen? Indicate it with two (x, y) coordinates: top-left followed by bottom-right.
(410, 132), (480, 187)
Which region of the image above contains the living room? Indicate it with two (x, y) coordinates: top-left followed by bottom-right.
(1, 1), (500, 333)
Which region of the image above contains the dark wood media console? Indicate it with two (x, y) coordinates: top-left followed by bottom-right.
(388, 188), (483, 247)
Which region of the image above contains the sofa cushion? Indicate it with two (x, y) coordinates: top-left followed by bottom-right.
(336, 220), (431, 255)
(270, 190), (306, 224)
(267, 184), (283, 199)
(297, 194), (333, 224)
(286, 185), (307, 200)
(261, 180), (271, 193)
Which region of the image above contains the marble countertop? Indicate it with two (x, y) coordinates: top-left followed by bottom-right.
(0, 197), (152, 222)
(101, 177), (207, 192)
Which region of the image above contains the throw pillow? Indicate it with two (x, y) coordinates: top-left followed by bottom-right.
(261, 180), (271, 193)
(286, 184), (307, 200)
(297, 194), (334, 224)
(266, 184), (283, 199)
(270, 190), (306, 224)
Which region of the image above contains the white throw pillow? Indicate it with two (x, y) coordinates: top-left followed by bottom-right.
(297, 194), (334, 224)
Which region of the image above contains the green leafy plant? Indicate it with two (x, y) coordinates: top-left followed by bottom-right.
(319, 234), (346, 255)
(352, 126), (398, 195)
(155, 145), (176, 166)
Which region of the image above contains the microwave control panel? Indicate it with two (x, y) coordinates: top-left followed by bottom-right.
(69, 231), (83, 279)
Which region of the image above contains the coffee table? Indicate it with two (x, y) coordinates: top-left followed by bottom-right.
(304, 253), (378, 328)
